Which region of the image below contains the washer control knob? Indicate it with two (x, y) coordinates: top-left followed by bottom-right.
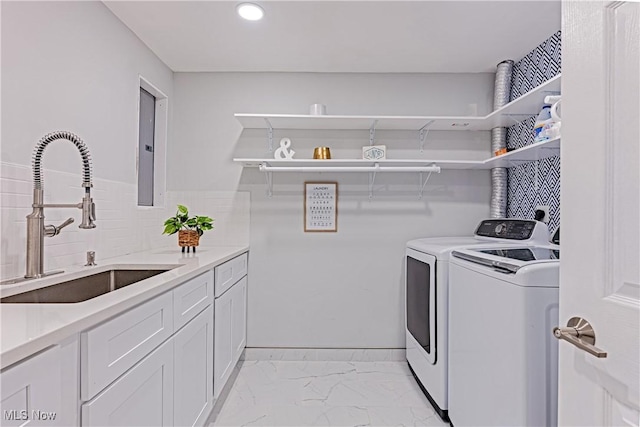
(494, 223), (507, 236)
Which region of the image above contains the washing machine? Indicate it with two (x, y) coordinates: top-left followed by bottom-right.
(405, 219), (552, 422)
(448, 245), (560, 427)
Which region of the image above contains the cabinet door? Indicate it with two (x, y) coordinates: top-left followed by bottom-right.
(174, 305), (213, 427)
(81, 338), (174, 427)
(214, 277), (247, 398)
(231, 276), (247, 363)
(1, 347), (62, 427)
(214, 285), (233, 399)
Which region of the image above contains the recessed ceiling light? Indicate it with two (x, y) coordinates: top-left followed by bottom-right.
(237, 3), (264, 21)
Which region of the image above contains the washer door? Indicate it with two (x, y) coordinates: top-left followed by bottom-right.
(406, 248), (437, 364)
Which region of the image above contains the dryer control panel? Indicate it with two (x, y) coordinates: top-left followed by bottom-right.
(474, 219), (546, 241)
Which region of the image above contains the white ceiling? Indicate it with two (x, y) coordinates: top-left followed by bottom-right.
(104, 1), (561, 73)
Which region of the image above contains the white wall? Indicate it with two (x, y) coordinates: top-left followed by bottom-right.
(0, 2), (249, 279)
(1, 1), (172, 183)
(171, 72), (494, 348)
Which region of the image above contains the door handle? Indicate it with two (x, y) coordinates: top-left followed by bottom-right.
(553, 317), (607, 358)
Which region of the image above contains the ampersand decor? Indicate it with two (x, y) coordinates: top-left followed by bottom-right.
(274, 138), (295, 160)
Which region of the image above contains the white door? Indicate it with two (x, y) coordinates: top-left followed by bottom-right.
(560, 1), (639, 425)
(174, 305), (214, 427)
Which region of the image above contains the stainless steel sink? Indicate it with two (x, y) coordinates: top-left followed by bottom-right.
(1, 268), (174, 304)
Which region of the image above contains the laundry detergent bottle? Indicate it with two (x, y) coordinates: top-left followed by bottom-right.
(533, 105), (552, 142)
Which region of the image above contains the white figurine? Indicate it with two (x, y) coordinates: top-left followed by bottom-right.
(274, 138), (295, 159)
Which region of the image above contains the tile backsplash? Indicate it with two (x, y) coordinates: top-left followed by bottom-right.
(0, 162), (249, 280)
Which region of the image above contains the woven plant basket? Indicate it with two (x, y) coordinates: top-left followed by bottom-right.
(178, 230), (200, 247)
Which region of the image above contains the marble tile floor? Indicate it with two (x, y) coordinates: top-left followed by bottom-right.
(209, 360), (449, 427)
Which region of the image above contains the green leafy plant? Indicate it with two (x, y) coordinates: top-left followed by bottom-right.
(163, 204), (214, 236)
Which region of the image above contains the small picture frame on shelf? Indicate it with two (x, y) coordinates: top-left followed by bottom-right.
(304, 182), (337, 232)
(362, 145), (386, 160)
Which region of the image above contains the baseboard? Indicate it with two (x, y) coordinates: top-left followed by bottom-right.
(242, 347), (406, 362)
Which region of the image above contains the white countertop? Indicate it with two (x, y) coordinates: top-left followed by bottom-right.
(0, 245), (249, 370)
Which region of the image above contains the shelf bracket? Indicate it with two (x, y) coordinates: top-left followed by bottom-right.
(264, 118), (274, 152)
(418, 167), (435, 199)
(419, 121), (435, 152)
(499, 115), (524, 127)
(368, 164), (379, 199)
(262, 165), (273, 198)
(369, 120), (378, 146)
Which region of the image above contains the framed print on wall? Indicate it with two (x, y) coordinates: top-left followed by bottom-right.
(304, 182), (337, 232)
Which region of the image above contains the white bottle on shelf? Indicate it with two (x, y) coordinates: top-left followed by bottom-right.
(533, 105), (553, 142)
(542, 95), (562, 140)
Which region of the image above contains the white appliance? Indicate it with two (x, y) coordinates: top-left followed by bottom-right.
(448, 244), (560, 427)
(405, 219), (551, 422)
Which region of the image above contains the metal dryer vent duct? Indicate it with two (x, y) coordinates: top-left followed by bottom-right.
(490, 60), (514, 218)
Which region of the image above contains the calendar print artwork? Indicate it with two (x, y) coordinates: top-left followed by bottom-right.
(304, 182), (337, 232)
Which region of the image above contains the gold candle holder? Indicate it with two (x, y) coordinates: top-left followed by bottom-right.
(313, 147), (331, 159)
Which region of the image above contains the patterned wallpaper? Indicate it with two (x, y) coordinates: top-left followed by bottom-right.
(506, 31), (562, 234)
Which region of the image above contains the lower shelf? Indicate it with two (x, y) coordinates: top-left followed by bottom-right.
(485, 137), (561, 168)
(234, 137), (560, 171)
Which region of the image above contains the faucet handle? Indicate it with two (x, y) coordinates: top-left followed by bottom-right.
(45, 217), (74, 237)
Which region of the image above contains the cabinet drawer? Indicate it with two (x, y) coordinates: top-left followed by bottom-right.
(81, 291), (174, 401)
(214, 253), (248, 297)
(173, 270), (214, 331)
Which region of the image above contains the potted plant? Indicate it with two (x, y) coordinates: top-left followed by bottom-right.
(163, 204), (214, 252)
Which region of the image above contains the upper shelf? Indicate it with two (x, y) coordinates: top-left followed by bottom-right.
(235, 75), (561, 132)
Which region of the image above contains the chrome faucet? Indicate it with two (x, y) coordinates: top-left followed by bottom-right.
(24, 131), (96, 279)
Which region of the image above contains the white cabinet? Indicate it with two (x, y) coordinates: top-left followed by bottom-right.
(173, 271), (214, 332)
(3, 252), (249, 427)
(214, 253), (248, 297)
(81, 338), (174, 427)
(80, 291), (174, 401)
(173, 305), (214, 427)
(214, 275), (247, 398)
(0, 347), (62, 427)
